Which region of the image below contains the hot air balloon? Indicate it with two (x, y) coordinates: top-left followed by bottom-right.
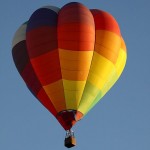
(12, 2), (127, 148)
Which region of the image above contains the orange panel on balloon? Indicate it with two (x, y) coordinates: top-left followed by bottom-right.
(59, 49), (93, 80)
(94, 31), (121, 64)
(44, 80), (64, 94)
(59, 49), (93, 61)
(43, 81), (66, 112)
(60, 56), (91, 71)
(61, 69), (89, 81)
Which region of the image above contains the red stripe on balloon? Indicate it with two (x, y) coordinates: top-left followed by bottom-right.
(58, 2), (95, 51)
(91, 9), (121, 36)
(26, 26), (58, 58)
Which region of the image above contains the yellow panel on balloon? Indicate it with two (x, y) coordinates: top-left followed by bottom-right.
(87, 72), (106, 90)
(88, 52), (116, 86)
(64, 90), (83, 110)
(63, 79), (86, 90)
(63, 80), (86, 109)
(78, 82), (101, 114)
(78, 52), (118, 114)
(115, 48), (127, 77)
(101, 69), (118, 97)
(90, 51), (127, 111)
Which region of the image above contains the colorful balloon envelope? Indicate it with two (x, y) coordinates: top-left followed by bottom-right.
(12, 1), (127, 142)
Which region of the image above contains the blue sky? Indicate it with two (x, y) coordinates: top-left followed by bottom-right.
(0, 0), (150, 149)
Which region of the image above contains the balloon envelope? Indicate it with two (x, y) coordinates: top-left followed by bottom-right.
(12, 2), (127, 130)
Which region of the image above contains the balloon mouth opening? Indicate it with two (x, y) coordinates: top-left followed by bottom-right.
(56, 110), (83, 130)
